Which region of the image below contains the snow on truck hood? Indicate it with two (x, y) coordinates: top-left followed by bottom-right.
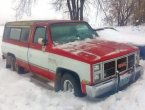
(55, 38), (138, 63)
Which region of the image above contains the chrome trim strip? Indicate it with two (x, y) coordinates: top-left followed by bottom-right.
(86, 66), (143, 97)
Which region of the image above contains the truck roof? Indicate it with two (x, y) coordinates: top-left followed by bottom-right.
(5, 20), (84, 27)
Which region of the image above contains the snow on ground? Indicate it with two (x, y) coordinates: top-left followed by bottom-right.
(0, 26), (145, 110)
(97, 26), (145, 46)
(117, 26), (145, 37)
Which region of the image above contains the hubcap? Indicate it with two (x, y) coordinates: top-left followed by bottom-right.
(63, 80), (74, 93)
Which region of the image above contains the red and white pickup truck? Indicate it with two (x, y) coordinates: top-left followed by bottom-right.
(1, 20), (144, 97)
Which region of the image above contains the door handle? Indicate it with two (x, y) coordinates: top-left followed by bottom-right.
(31, 45), (35, 48)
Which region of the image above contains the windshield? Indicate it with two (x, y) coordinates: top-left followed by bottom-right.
(50, 22), (98, 45)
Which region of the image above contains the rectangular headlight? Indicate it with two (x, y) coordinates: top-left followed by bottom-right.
(93, 64), (101, 82)
(94, 74), (101, 82)
(94, 64), (100, 72)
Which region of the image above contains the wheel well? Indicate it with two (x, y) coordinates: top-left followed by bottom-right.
(56, 68), (80, 82)
(7, 53), (15, 58)
(55, 68), (81, 91)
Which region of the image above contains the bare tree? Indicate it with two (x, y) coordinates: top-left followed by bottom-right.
(96, 0), (113, 25)
(14, 0), (145, 25)
(104, 0), (135, 26)
(133, 0), (145, 25)
(14, 0), (101, 21)
(53, 0), (86, 20)
(14, 0), (36, 20)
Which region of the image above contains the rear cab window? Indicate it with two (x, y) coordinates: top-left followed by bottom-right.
(3, 26), (30, 43)
(10, 28), (21, 40)
(20, 28), (30, 42)
(3, 27), (11, 40)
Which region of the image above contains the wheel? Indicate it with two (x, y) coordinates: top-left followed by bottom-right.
(61, 74), (85, 97)
(2, 55), (5, 59)
(13, 58), (25, 74)
(7, 55), (25, 74)
(10, 56), (16, 71)
(15, 64), (25, 74)
(6, 55), (11, 68)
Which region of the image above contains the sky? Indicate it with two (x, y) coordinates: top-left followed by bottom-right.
(0, 0), (64, 23)
(0, 0), (15, 24)
(0, 0), (104, 27)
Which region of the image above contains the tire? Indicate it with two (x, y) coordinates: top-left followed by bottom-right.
(14, 60), (25, 74)
(2, 55), (5, 59)
(6, 55), (11, 68)
(16, 65), (25, 74)
(10, 56), (16, 71)
(61, 74), (85, 97)
(7, 55), (25, 74)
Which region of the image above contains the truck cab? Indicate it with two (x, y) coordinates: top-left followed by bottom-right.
(1, 20), (144, 97)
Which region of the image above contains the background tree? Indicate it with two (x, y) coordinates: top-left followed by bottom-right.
(15, 0), (98, 21)
(15, 0), (145, 25)
(133, 0), (145, 25)
(104, 0), (135, 26)
(53, 0), (86, 20)
(14, 0), (36, 20)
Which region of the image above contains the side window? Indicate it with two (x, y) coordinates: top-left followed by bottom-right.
(34, 27), (46, 43)
(20, 28), (30, 42)
(3, 27), (11, 40)
(10, 28), (21, 40)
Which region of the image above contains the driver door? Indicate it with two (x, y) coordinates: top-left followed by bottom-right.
(28, 24), (52, 78)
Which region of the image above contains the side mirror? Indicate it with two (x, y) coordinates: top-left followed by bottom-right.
(38, 38), (47, 46)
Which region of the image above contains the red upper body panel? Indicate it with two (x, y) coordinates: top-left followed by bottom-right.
(50, 38), (138, 64)
(4, 20), (139, 65)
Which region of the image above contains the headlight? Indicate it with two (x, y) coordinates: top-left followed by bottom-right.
(93, 64), (101, 82)
(93, 64), (100, 72)
(94, 73), (101, 82)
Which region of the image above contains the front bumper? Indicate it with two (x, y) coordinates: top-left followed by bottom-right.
(86, 66), (144, 97)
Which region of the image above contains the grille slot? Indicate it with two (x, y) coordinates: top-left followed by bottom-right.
(103, 54), (135, 79)
(117, 57), (127, 72)
(104, 61), (116, 78)
(128, 54), (135, 68)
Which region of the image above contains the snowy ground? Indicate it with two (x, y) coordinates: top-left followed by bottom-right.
(97, 26), (145, 46)
(0, 26), (145, 110)
(117, 26), (145, 37)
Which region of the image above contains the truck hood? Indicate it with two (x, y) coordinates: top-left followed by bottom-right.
(54, 38), (138, 63)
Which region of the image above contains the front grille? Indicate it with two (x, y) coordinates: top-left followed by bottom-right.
(104, 61), (116, 78)
(103, 54), (135, 78)
(128, 54), (135, 68)
(117, 57), (127, 72)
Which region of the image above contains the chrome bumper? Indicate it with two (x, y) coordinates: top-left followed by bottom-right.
(86, 66), (144, 97)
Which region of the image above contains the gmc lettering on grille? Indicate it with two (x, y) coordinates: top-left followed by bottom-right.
(118, 63), (127, 69)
